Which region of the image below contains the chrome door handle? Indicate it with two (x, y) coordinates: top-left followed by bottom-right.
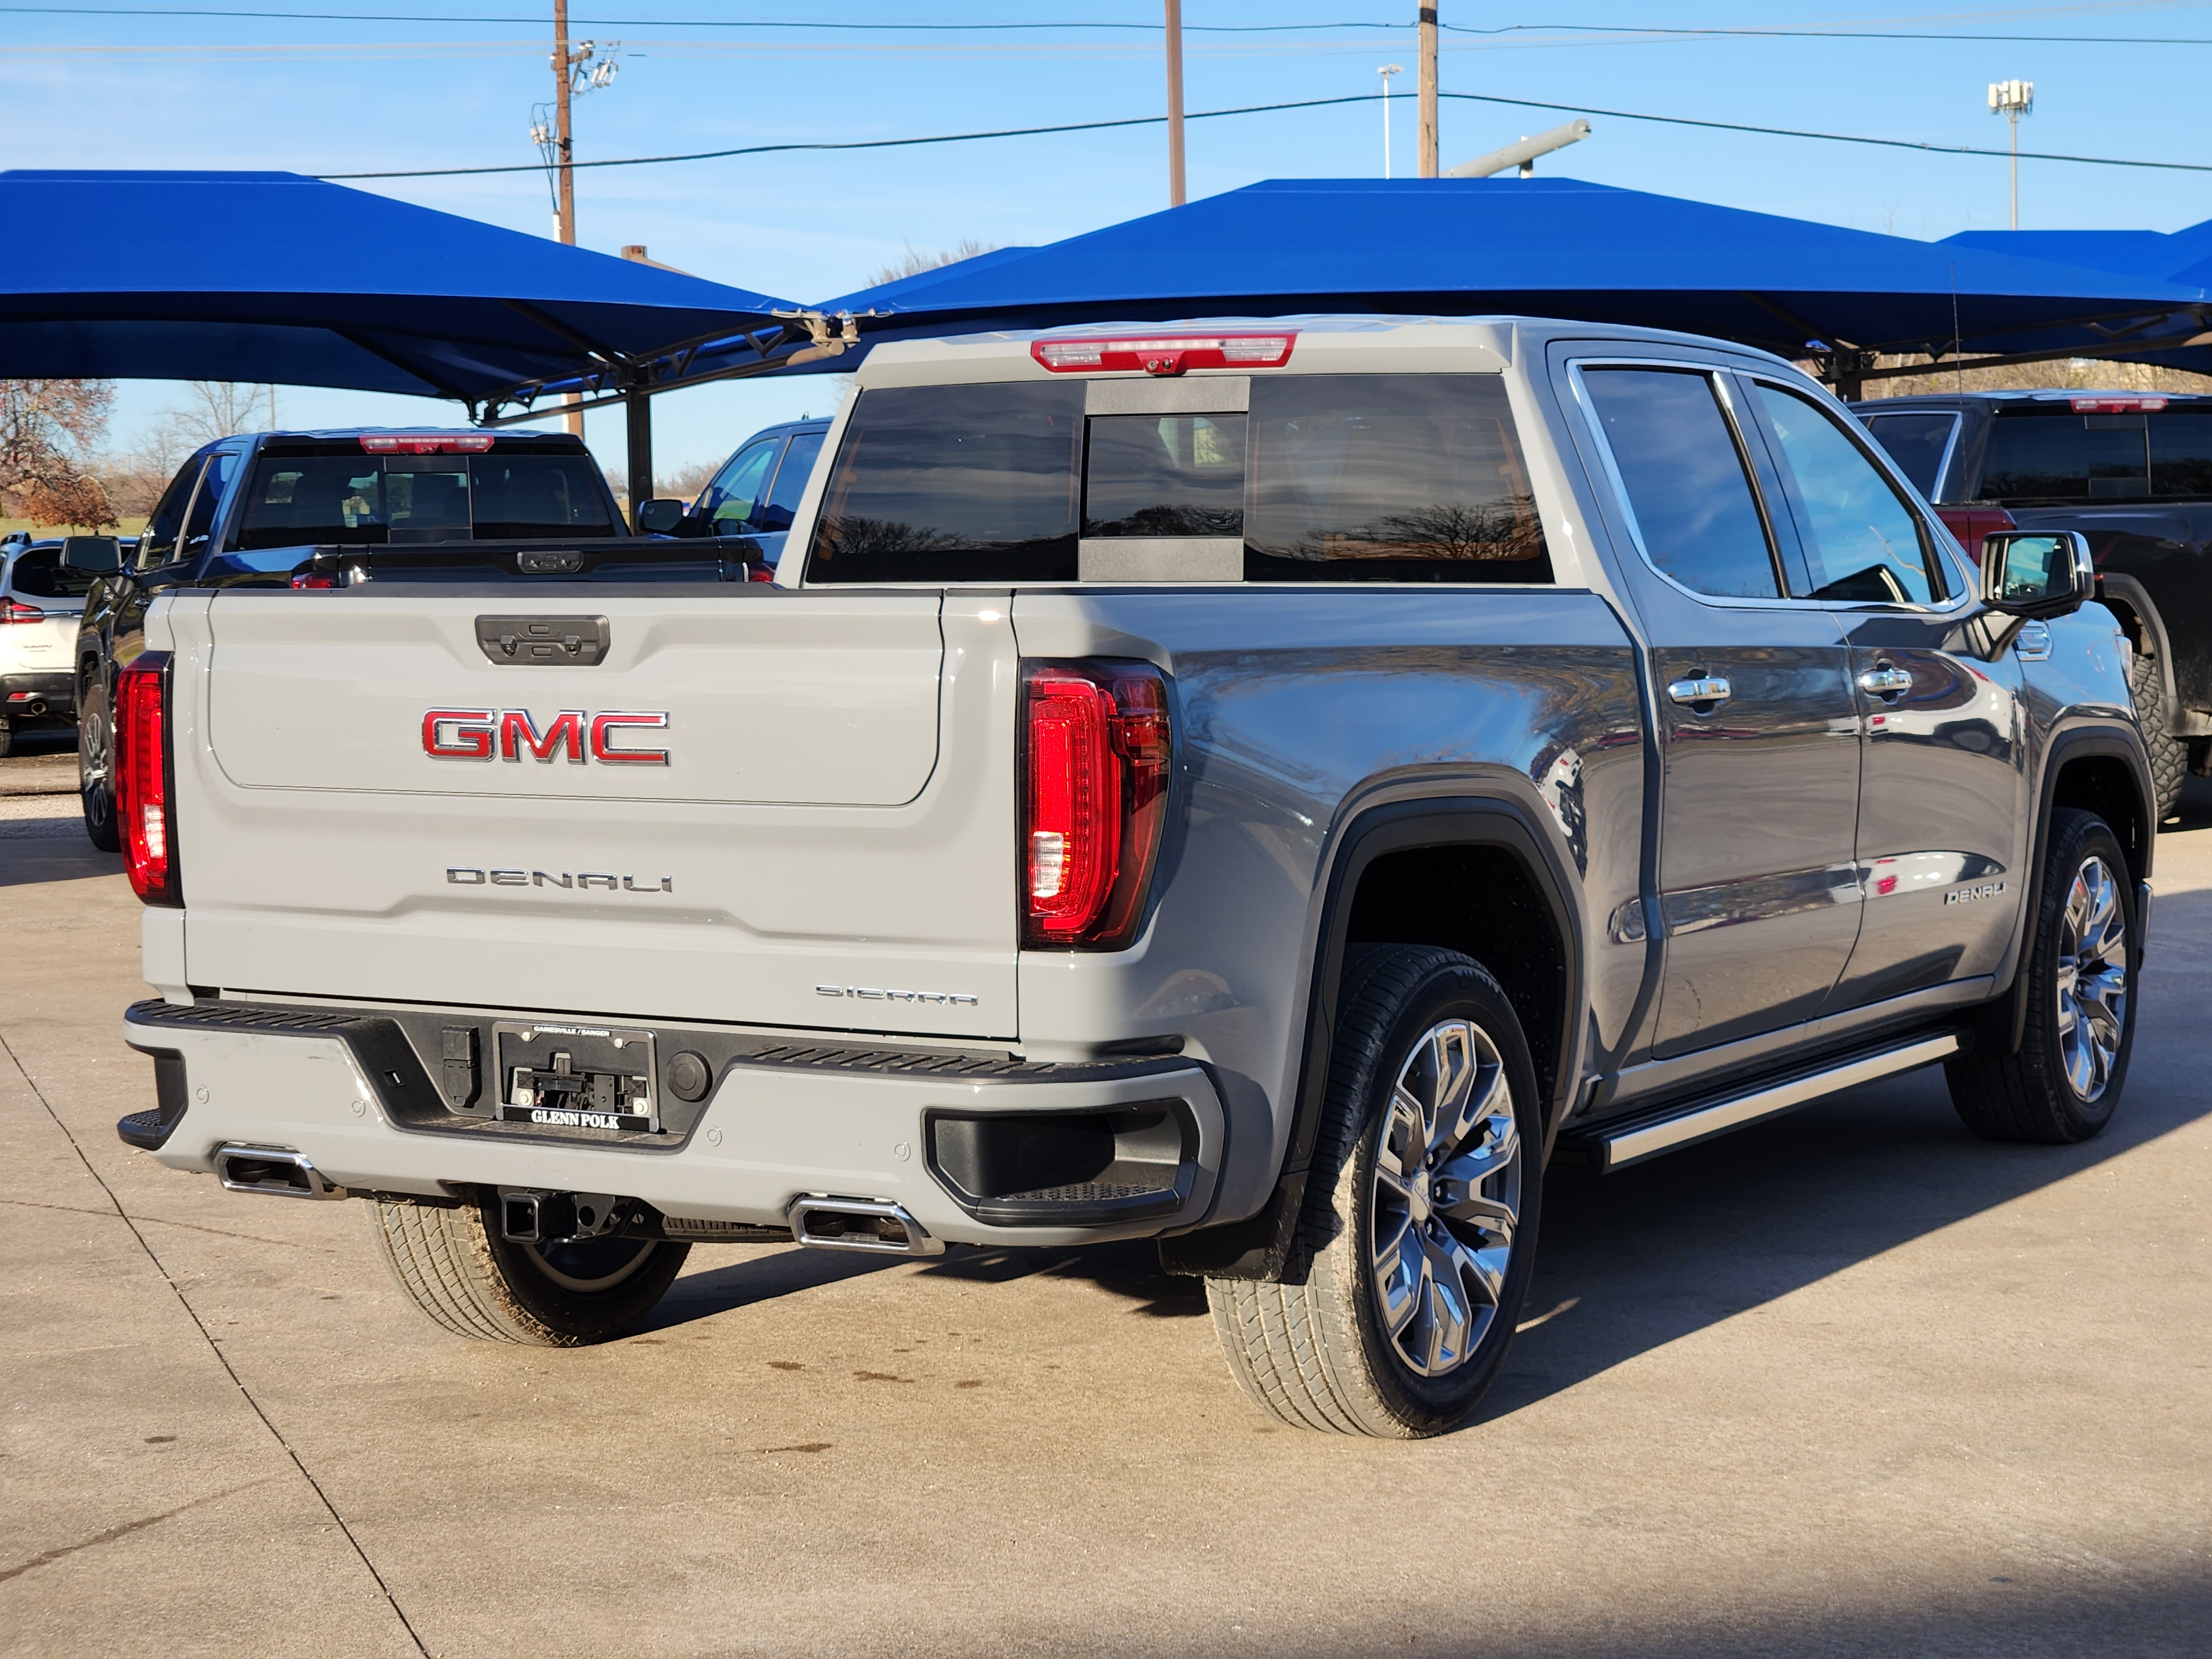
(1857, 664), (1913, 697)
(1666, 676), (1730, 708)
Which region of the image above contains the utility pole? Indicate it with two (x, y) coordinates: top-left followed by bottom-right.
(1416, 4), (1438, 178)
(552, 0), (581, 434)
(1165, 0), (1186, 206)
(1379, 64), (1403, 178)
(1989, 78), (2034, 229)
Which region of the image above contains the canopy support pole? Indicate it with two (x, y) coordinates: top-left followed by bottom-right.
(625, 387), (653, 515)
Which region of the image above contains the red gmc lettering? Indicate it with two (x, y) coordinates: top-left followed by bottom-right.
(422, 708), (495, 760)
(589, 711), (671, 766)
(499, 708), (587, 764)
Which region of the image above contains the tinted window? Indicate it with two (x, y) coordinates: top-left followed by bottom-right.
(2150, 413), (2212, 496)
(1860, 411), (1957, 498)
(696, 438), (780, 534)
(5, 545), (94, 600)
(177, 450), (238, 565)
(468, 454), (615, 539)
(1244, 374), (1548, 582)
(808, 383), (1083, 583)
(1754, 383), (1943, 604)
(1581, 368), (1777, 598)
(135, 458), (206, 570)
(1084, 414), (1246, 538)
(233, 451), (614, 549)
(1982, 413), (2149, 501)
(756, 430), (826, 533)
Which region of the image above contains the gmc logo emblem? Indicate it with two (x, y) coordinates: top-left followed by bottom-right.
(421, 708), (670, 766)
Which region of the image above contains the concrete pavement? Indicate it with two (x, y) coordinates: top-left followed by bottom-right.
(4, 785), (2209, 1657)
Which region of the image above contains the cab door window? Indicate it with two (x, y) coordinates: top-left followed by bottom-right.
(176, 448), (241, 569)
(696, 438), (781, 534)
(1748, 382), (1947, 604)
(1578, 367), (1781, 598)
(133, 457), (208, 571)
(754, 430), (826, 533)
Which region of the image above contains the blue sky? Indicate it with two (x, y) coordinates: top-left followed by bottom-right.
(11, 0), (2212, 479)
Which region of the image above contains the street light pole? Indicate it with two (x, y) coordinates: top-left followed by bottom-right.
(1988, 77), (2034, 230)
(1379, 64), (1403, 178)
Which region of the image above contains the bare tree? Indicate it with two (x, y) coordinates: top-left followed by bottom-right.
(0, 378), (118, 529)
(168, 381), (278, 445)
(864, 238), (998, 289)
(660, 458), (721, 504)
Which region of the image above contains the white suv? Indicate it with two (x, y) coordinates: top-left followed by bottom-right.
(0, 538), (95, 757)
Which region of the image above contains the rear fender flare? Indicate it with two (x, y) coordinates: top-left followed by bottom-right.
(2096, 574), (2183, 730)
(1160, 784), (1587, 1281)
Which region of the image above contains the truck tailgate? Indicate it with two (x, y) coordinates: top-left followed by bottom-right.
(164, 588), (1019, 1039)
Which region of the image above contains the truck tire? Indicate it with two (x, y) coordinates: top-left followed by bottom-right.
(78, 675), (121, 853)
(0, 722), (12, 760)
(369, 1192), (690, 1345)
(1206, 945), (1542, 1438)
(2130, 647), (2188, 823)
(1947, 809), (2136, 1144)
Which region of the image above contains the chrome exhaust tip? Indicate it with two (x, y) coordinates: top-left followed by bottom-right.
(787, 1195), (944, 1256)
(213, 1144), (348, 1200)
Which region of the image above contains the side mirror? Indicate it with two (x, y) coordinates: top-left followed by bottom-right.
(634, 498), (685, 535)
(1981, 530), (2093, 619)
(61, 535), (122, 574)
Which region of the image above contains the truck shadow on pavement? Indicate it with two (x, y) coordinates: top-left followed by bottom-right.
(650, 880), (2212, 1427)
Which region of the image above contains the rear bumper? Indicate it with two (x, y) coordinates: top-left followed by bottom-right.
(0, 670), (75, 720)
(120, 999), (1224, 1248)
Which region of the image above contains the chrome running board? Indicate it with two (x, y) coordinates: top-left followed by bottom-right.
(1564, 1032), (1963, 1173)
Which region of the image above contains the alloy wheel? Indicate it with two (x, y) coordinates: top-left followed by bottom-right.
(2055, 854), (2128, 1103)
(1369, 1019), (1521, 1378)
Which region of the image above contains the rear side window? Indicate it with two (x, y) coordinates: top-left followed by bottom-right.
(1580, 368), (1779, 599)
(809, 383), (1082, 582)
(4, 546), (93, 599)
(1244, 375), (1547, 581)
(1981, 412), (2150, 501)
(1859, 411), (1957, 498)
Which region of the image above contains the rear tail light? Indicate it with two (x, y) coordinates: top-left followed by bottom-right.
(358, 432), (495, 455)
(1937, 505), (2016, 555)
(290, 571), (342, 589)
(2, 601), (44, 624)
(1031, 332), (1296, 377)
(116, 653), (180, 906)
(1022, 661), (1171, 949)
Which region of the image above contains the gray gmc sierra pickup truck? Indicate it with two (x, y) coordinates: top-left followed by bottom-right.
(109, 317), (2152, 1438)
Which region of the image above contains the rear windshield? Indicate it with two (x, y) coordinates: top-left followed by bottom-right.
(806, 373), (1550, 584)
(232, 449), (617, 549)
(1978, 406), (2212, 502)
(3, 545), (94, 599)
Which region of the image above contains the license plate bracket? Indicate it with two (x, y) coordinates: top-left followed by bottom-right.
(493, 1021), (660, 1134)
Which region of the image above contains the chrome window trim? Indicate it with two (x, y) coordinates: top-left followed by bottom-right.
(1566, 355), (1814, 613)
(1743, 377), (1973, 615)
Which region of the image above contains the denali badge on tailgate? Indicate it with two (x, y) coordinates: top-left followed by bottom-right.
(421, 708), (670, 765)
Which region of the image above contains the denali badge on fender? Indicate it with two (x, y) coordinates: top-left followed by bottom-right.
(421, 708), (670, 765)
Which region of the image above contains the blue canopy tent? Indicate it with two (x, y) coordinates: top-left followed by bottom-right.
(1944, 221), (2212, 383)
(810, 178), (2212, 399)
(0, 170), (818, 495)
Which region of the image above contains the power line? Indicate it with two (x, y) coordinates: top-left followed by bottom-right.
(314, 86), (2212, 182)
(8, 3), (2212, 44)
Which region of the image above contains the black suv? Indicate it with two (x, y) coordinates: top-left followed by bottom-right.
(1856, 390), (2211, 818)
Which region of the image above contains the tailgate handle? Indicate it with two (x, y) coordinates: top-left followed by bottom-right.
(475, 614), (611, 667)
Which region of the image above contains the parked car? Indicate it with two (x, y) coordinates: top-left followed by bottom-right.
(0, 538), (95, 755)
(665, 416), (830, 571)
(1855, 389), (2212, 820)
(67, 427), (763, 849)
(105, 319), (2150, 1438)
